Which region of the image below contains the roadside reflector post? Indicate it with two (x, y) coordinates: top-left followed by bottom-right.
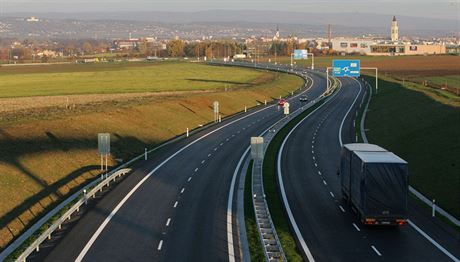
(219, 115), (222, 123)
(84, 189), (88, 205)
(264, 100), (267, 106)
(186, 128), (189, 137)
(145, 148), (148, 160)
(432, 199), (436, 217)
(245, 106), (247, 112)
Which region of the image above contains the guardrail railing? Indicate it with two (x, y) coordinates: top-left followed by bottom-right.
(14, 168), (132, 262)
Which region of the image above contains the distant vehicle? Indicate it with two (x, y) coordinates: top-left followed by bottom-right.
(339, 143), (409, 226)
(299, 95), (308, 102)
(278, 99), (286, 106)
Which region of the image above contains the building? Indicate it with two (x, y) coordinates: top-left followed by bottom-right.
(331, 38), (376, 54)
(26, 17), (39, 22)
(391, 16), (399, 42)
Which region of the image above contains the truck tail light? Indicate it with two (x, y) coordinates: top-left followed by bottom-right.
(364, 218), (376, 225)
(396, 219), (407, 226)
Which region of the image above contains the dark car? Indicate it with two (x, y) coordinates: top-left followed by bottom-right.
(299, 95), (308, 102)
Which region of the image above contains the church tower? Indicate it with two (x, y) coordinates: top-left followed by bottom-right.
(391, 16), (399, 42)
(273, 25), (280, 41)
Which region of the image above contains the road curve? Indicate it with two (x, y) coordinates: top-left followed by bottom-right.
(28, 64), (326, 262)
(278, 77), (460, 261)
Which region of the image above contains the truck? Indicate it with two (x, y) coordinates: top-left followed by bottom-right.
(339, 143), (409, 226)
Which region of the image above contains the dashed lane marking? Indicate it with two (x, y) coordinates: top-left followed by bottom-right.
(371, 245), (382, 256)
(166, 218), (171, 227)
(157, 240), (163, 251)
(173, 201), (178, 208)
(352, 223), (361, 232)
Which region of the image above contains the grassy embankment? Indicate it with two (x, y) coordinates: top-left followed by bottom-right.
(363, 75), (460, 219)
(0, 61), (304, 249)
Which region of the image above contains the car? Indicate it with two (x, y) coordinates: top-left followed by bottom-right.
(300, 95), (309, 102)
(278, 99), (286, 106)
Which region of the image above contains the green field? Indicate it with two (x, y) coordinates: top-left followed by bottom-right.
(0, 61), (304, 249)
(365, 77), (460, 218)
(0, 62), (267, 98)
(423, 75), (460, 89)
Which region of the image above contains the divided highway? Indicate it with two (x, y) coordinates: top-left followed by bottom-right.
(278, 77), (460, 261)
(28, 64), (326, 262)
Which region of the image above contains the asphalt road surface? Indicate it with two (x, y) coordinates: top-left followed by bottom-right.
(279, 76), (460, 262)
(29, 64), (327, 262)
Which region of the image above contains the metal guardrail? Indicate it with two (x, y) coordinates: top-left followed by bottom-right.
(14, 168), (131, 262)
(249, 75), (339, 262)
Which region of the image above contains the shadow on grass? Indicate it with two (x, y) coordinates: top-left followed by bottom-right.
(0, 129), (155, 245)
(186, 78), (251, 86)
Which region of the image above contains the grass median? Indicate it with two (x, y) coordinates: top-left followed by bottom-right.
(262, 99), (326, 261)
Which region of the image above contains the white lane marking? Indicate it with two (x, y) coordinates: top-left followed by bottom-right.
(226, 138), (230, 141)
(76, 68), (314, 262)
(220, 142), (224, 146)
(166, 218), (171, 227)
(214, 147), (218, 151)
(323, 180), (327, 186)
(352, 223), (361, 232)
(338, 78), (363, 146)
(180, 188), (185, 194)
(314, 163), (318, 167)
(312, 156), (315, 160)
(194, 168), (199, 172)
(227, 147), (250, 262)
(371, 245), (382, 256)
(208, 153), (212, 157)
(201, 160), (205, 164)
(408, 220), (460, 262)
(312, 151), (314, 154)
(232, 134), (235, 137)
(188, 177), (192, 182)
(173, 201), (178, 208)
(329, 192), (335, 198)
(339, 205), (346, 213)
(237, 131), (240, 134)
(157, 240), (164, 251)
(318, 171), (322, 176)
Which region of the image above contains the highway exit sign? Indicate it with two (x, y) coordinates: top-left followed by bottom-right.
(332, 60), (361, 77)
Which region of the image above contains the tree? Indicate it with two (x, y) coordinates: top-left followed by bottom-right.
(82, 42), (93, 55)
(167, 39), (185, 57)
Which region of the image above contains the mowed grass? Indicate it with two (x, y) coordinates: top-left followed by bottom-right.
(423, 75), (460, 89)
(365, 77), (460, 218)
(0, 62), (267, 98)
(0, 62), (304, 249)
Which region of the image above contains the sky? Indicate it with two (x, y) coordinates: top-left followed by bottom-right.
(0, 0), (459, 20)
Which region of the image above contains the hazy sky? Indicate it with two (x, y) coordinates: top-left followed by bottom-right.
(1, 0), (459, 20)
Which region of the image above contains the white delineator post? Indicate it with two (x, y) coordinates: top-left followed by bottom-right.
(144, 148), (147, 160)
(186, 128), (189, 137)
(432, 199), (436, 217)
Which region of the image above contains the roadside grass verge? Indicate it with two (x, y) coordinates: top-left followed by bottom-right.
(0, 63), (303, 250)
(244, 160), (265, 261)
(364, 76), (460, 219)
(263, 99), (325, 261)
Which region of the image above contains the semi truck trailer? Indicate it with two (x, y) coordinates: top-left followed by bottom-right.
(339, 143), (409, 226)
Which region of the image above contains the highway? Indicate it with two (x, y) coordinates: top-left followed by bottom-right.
(28, 64), (327, 262)
(278, 76), (460, 261)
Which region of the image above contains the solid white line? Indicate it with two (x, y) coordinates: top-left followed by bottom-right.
(173, 201), (178, 208)
(408, 220), (460, 262)
(227, 147), (250, 262)
(75, 66), (313, 262)
(181, 188), (185, 194)
(188, 177), (192, 182)
(157, 240), (164, 251)
(330, 192), (335, 198)
(352, 223), (361, 232)
(371, 245), (382, 256)
(339, 205), (345, 213)
(338, 78), (363, 146)
(166, 218), (171, 227)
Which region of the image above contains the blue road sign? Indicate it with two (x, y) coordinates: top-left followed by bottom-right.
(332, 60), (361, 77)
(293, 50), (308, 60)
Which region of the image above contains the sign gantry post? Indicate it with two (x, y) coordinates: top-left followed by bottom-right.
(330, 59), (378, 95)
(98, 133), (110, 171)
(293, 50), (314, 69)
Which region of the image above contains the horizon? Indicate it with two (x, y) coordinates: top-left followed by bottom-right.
(0, 1), (458, 20)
